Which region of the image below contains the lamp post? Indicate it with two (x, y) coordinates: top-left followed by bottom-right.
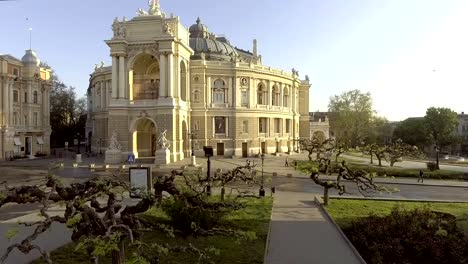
(99, 138), (102, 155)
(259, 153), (265, 197)
(189, 132), (196, 165)
(203, 146), (213, 196)
(77, 133), (81, 154)
(435, 146), (440, 170)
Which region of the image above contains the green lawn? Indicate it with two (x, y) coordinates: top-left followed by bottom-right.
(326, 199), (468, 232)
(34, 197), (272, 264)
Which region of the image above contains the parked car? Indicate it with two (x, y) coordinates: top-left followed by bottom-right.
(443, 155), (465, 162)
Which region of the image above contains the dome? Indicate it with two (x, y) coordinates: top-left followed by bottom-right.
(189, 17), (209, 38)
(189, 17), (239, 61)
(21, 50), (40, 66)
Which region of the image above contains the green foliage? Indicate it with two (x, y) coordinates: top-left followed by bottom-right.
(66, 214), (82, 231)
(427, 161), (438, 171)
(424, 107), (459, 147)
(344, 207), (468, 264)
(5, 228), (19, 241)
(393, 117), (431, 148)
(328, 89), (375, 147)
(161, 197), (233, 237)
(75, 233), (122, 257)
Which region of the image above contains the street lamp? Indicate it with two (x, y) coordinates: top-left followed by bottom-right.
(189, 132), (196, 165)
(435, 146), (440, 170)
(77, 133), (81, 154)
(259, 153), (265, 197)
(99, 138), (102, 155)
(203, 146), (213, 196)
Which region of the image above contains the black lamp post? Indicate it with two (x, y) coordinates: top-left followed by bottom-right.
(77, 133), (81, 154)
(203, 146), (213, 196)
(190, 132), (195, 156)
(259, 153), (265, 197)
(99, 138), (102, 155)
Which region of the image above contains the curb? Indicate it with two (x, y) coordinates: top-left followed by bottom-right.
(329, 195), (468, 203)
(262, 197), (274, 264)
(314, 195), (367, 264)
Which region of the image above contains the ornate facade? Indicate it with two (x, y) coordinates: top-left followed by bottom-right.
(0, 50), (52, 159)
(87, 1), (311, 162)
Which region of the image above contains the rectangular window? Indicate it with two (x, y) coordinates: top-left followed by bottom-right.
(241, 90), (248, 106)
(13, 68), (19, 76)
(33, 112), (38, 126)
(259, 118), (267, 133)
(213, 90), (225, 104)
(33, 91), (38, 104)
(24, 92), (28, 103)
(242, 120), (248, 133)
(13, 112), (18, 125)
(274, 118), (281, 133)
(13, 90), (18, 103)
(214, 117), (226, 134)
(286, 119), (291, 133)
(24, 114), (28, 126)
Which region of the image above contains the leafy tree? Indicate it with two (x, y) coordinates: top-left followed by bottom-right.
(41, 62), (87, 148)
(328, 89), (374, 147)
(424, 107), (458, 169)
(393, 118), (431, 148)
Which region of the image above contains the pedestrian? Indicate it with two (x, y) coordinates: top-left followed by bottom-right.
(418, 170), (424, 183)
(294, 160), (298, 170)
(285, 157), (289, 167)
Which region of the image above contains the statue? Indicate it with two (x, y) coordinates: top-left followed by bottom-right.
(137, 8), (148, 16)
(163, 22), (172, 34)
(148, 0), (161, 15)
(112, 18), (126, 38)
(100, 61), (105, 68)
(108, 130), (122, 150)
(94, 64), (98, 71)
(158, 130), (171, 149)
(305, 75), (310, 81)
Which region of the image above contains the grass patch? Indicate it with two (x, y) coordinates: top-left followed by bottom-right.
(34, 197), (272, 264)
(325, 198), (468, 233)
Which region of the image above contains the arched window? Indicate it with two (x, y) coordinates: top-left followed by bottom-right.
(33, 91), (38, 104)
(283, 87), (289, 107)
(272, 85), (280, 106)
(213, 79), (225, 104)
(257, 83), (266, 105)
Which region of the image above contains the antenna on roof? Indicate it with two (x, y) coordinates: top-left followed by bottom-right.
(26, 17), (32, 50)
(29, 27), (32, 50)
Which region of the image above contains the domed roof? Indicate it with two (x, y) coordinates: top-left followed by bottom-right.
(189, 18), (238, 61)
(21, 50), (40, 66)
(189, 17), (209, 38)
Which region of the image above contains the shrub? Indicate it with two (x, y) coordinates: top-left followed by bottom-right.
(161, 197), (231, 237)
(427, 161), (438, 171)
(344, 207), (468, 264)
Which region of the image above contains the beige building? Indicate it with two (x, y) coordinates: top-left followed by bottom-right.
(87, 1), (311, 162)
(0, 50), (52, 159)
(309, 112), (330, 142)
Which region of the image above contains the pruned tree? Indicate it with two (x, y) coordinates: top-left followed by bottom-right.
(386, 139), (423, 166)
(310, 160), (392, 205)
(0, 163), (260, 264)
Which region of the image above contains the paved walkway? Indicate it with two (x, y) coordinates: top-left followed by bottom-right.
(264, 191), (363, 264)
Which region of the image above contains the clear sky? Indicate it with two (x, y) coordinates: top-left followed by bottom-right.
(1, 0), (467, 121)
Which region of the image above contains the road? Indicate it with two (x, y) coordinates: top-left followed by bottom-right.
(343, 154), (468, 173)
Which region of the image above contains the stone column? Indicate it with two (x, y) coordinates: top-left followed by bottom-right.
(111, 56), (118, 99)
(159, 53), (166, 98)
(118, 56), (125, 99)
(227, 77), (232, 106)
(100, 81), (105, 108)
(167, 53), (174, 97)
(3, 81), (8, 125)
(279, 83), (283, 107)
(206, 76), (211, 106)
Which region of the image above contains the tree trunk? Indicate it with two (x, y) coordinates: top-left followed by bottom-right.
(436, 151), (440, 170)
(377, 156), (382, 167)
(323, 187), (329, 206)
(370, 152), (373, 164)
(220, 187), (225, 201)
(111, 240), (125, 264)
(308, 152), (312, 161)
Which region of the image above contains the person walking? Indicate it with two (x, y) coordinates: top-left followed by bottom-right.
(285, 157), (289, 167)
(418, 170), (424, 183)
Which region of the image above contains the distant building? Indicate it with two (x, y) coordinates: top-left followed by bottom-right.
(309, 112), (330, 142)
(0, 50), (52, 159)
(455, 112), (468, 156)
(86, 1), (311, 162)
